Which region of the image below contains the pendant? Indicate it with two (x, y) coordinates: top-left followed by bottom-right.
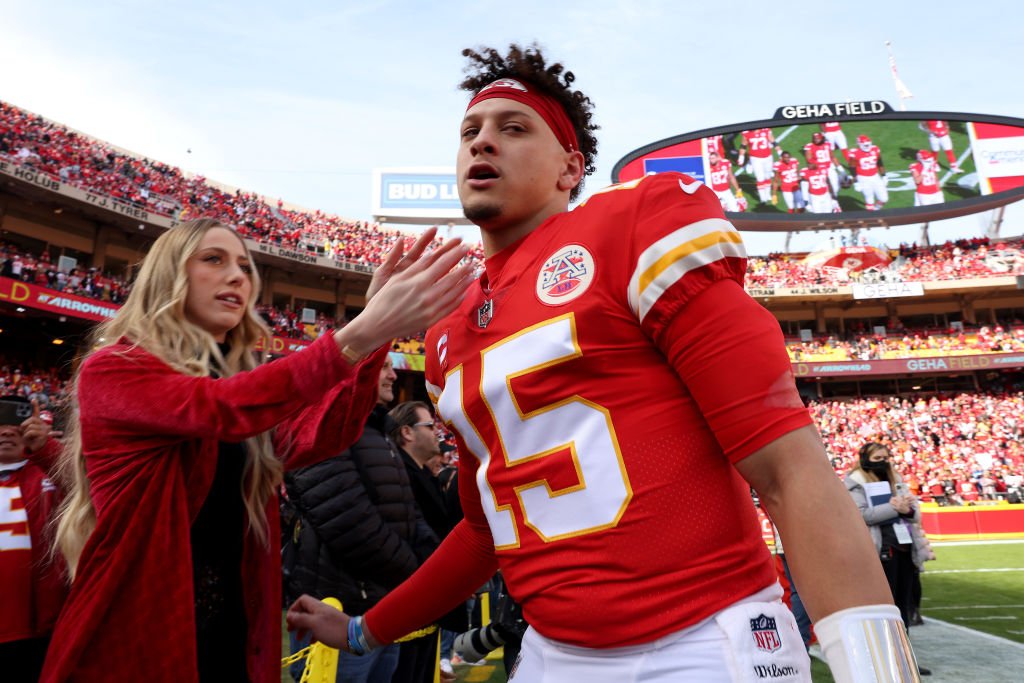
(477, 299), (493, 328)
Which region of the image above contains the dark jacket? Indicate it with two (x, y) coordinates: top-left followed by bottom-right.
(398, 447), (452, 540)
(283, 405), (438, 615)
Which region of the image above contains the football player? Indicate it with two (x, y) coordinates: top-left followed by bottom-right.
(288, 43), (919, 683)
(847, 135), (888, 211)
(920, 120), (960, 172)
(803, 131), (843, 196)
(910, 150), (945, 206)
(707, 150), (744, 212)
(772, 151), (805, 213)
(820, 122), (849, 162)
(801, 162), (839, 213)
(738, 127), (777, 204)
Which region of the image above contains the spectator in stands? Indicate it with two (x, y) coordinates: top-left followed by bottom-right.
(283, 361), (438, 683)
(0, 397), (66, 683)
(42, 219), (472, 682)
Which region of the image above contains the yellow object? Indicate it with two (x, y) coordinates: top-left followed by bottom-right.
(281, 598), (344, 683)
(771, 193), (778, 206)
(734, 190), (743, 199)
(281, 597), (439, 680)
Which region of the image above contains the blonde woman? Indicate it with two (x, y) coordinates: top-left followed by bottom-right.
(41, 219), (472, 683)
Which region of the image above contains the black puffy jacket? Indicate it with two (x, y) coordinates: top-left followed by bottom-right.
(282, 405), (438, 615)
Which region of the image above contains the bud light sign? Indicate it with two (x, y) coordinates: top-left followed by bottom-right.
(372, 167), (469, 224)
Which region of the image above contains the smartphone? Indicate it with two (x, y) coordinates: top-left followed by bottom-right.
(0, 399), (33, 427)
(895, 483), (910, 497)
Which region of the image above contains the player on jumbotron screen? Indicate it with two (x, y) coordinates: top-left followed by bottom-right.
(919, 120), (961, 173)
(910, 150), (946, 206)
(820, 121), (850, 162)
(772, 151), (805, 213)
(803, 131), (844, 196)
(707, 150), (746, 212)
(800, 161), (840, 213)
(737, 127), (777, 204)
(847, 135), (888, 211)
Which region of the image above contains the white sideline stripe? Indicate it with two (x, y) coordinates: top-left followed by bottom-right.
(926, 568), (1024, 574)
(925, 604), (1024, 610)
(933, 540), (1024, 547)
(921, 616), (1024, 650)
(955, 616), (1018, 621)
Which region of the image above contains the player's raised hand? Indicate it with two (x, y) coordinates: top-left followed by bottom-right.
(286, 595), (350, 651)
(20, 399), (51, 453)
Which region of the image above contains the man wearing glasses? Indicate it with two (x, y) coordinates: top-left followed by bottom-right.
(282, 360), (438, 683)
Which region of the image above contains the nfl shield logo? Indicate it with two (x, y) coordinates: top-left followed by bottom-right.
(477, 299), (493, 328)
(750, 614), (782, 653)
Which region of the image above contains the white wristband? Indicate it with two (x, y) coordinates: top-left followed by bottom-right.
(815, 604), (920, 683)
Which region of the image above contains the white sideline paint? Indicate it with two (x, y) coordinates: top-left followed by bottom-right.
(925, 604), (1024, 610)
(926, 568), (1024, 574)
(932, 539), (1024, 548)
(907, 617), (1024, 681)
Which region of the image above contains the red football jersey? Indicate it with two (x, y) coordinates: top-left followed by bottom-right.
(821, 121), (842, 133)
(803, 140), (835, 168)
(707, 158), (733, 192)
(800, 166), (831, 195)
(910, 161), (941, 194)
(423, 172), (809, 648)
(773, 158), (801, 191)
(849, 147), (882, 176)
(0, 470), (34, 643)
(742, 128), (774, 158)
(926, 120), (950, 137)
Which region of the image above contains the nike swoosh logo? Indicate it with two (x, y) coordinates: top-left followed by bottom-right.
(678, 178), (702, 194)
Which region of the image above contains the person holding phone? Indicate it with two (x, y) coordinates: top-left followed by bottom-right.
(41, 218), (473, 683)
(844, 442), (931, 675)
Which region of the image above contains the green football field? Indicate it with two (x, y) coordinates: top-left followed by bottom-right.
(731, 119), (978, 213)
(282, 542), (1024, 682)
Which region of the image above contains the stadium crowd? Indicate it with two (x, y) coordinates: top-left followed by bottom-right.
(747, 237), (1024, 288)
(0, 360), (69, 409)
(788, 324), (1024, 361)
(4, 100), (1022, 289)
(814, 391), (1024, 505)
(1, 242), (129, 304)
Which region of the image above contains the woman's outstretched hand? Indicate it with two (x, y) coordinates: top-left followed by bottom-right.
(338, 227), (476, 356)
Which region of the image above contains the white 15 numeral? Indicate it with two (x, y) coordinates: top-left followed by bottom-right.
(439, 315), (632, 548)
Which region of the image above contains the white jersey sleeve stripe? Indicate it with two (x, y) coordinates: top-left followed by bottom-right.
(627, 218), (746, 322)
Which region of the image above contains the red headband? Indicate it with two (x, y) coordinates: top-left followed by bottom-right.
(467, 78), (579, 152)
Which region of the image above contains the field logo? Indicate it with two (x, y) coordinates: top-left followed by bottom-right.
(750, 614), (782, 653)
(537, 244), (595, 305)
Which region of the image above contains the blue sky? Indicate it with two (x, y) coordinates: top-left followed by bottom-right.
(2, 0), (1022, 255)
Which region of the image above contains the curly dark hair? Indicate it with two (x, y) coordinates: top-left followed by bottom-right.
(459, 43), (599, 202)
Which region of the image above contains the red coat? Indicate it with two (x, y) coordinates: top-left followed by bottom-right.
(41, 333), (386, 682)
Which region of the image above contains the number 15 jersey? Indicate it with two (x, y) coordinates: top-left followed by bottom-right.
(424, 172), (810, 648)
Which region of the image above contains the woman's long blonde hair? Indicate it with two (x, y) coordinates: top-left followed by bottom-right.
(55, 218), (281, 577)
